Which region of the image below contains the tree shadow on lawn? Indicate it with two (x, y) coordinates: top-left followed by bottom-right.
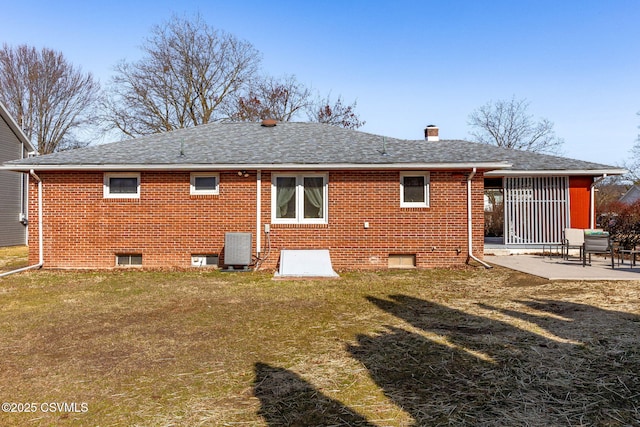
(346, 295), (640, 426)
(253, 362), (375, 427)
(252, 295), (640, 426)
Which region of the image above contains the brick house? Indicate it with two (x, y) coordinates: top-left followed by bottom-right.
(0, 102), (34, 247)
(1, 121), (624, 271)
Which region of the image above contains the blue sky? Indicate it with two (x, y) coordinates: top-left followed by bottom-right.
(2, 0), (639, 166)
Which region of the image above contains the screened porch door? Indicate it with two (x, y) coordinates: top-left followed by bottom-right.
(504, 176), (569, 245)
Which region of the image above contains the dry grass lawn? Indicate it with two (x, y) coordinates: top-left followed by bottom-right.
(0, 246), (29, 273)
(0, 261), (639, 426)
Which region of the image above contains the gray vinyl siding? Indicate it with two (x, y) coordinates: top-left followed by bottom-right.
(0, 115), (27, 246)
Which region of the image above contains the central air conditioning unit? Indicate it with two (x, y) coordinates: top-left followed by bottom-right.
(223, 232), (252, 271)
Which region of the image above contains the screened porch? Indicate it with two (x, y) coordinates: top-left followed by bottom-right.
(484, 176), (570, 252)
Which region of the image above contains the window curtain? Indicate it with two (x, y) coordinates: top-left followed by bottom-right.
(304, 177), (324, 218)
(276, 177), (296, 218)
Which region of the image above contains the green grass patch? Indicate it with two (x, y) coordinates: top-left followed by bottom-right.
(0, 267), (639, 425)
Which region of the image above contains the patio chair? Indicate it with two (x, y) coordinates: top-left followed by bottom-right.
(582, 230), (614, 268)
(562, 228), (584, 260)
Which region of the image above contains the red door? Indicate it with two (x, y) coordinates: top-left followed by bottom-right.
(569, 177), (593, 229)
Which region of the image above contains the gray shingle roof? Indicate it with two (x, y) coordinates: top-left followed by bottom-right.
(2, 122), (622, 174)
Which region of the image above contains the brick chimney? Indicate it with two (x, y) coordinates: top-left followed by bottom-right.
(424, 125), (439, 141)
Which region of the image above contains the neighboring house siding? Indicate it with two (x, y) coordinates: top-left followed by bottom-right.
(27, 170), (485, 270)
(0, 115), (26, 246)
(569, 176), (593, 229)
(619, 185), (640, 205)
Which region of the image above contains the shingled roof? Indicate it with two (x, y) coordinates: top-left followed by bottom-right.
(2, 122), (624, 175)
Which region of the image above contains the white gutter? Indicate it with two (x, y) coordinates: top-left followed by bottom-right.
(256, 170), (261, 260)
(1, 161), (513, 173)
(19, 139), (27, 233)
(485, 169), (627, 177)
(0, 170), (43, 277)
(466, 167), (492, 269)
(590, 174), (608, 229)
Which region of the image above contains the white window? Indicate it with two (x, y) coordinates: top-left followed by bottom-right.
(191, 254), (219, 267)
(104, 173), (140, 199)
(116, 254), (142, 266)
(272, 173), (328, 224)
(190, 172), (219, 195)
(400, 172), (430, 207)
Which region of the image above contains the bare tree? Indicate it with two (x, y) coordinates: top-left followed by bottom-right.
(621, 113), (640, 183)
(595, 176), (628, 216)
(103, 14), (261, 137)
(0, 44), (100, 154)
(231, 76), (366, 129)
(621, 152), (640, 184)
(468, 97), (563, 154)
(102, 14), (364, 134)
(231, 75), (311, 122)
(308, 94), (365, 129)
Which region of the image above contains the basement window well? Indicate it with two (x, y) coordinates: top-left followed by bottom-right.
(116, 254), (142, 266)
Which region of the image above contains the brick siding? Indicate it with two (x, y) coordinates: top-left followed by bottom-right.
(27, 170), (485, 270)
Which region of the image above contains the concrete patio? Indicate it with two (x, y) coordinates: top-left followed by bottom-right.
(485, 253), (640, 281)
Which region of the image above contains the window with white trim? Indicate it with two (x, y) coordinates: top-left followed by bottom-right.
(104, 173), (140, 199)
(190, 172), (219, 195)
(272, 173), (328, 224)
(116, 254), (142, 266)
(191, 254), (219, 267)
(400, 172), (430, 207)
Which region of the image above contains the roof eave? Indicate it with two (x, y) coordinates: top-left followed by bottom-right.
(485, 168), (628, 177)
(1, 161), (513, 172)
